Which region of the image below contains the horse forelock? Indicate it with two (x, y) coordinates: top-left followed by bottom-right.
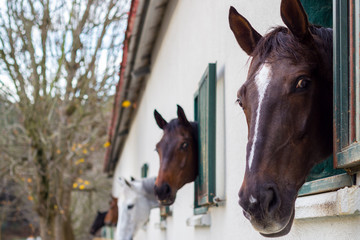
(253, 26), (333, 66)
(165, 119), (191, 131)
(163, 119), (198, 143)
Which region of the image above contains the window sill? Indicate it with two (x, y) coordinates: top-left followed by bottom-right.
(154, 219), (167, 230)
(295, 185), (360, 219)
(186, 212), (211, 227)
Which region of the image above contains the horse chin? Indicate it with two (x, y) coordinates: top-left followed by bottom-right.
(158, 198), (175, 206)
(158, 194), (176, 206)
(255, 209), (295, 238)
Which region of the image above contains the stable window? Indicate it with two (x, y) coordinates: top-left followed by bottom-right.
(333, 0), (360, 170)
(298, 0), (359, 196)
(141, 163), (148, 178)
(193, 63), (216, 215)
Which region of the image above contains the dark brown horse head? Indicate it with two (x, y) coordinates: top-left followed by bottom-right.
(89, 211), (107, 235)
(229, 0), (333, 237)
(153, 105), (198, 205)
(104, 195), (118, 226)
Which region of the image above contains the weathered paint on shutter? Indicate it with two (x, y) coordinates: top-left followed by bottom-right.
(193, 63), (216, 214)
(299, 0), (355, 196)
(334, 0), (360, 169)
(301, 0), (333, 27)
(301, 0), (345, 181)
(298, 0), (345, 196)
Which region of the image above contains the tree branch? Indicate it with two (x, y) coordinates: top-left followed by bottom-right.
(40, 0), (50, 96)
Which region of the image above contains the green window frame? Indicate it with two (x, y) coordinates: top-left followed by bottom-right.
(299, 0), (359, 196)
(334, 0), (360, 169)
(193, 63), (216, 215)
(101, 226), (114, 239)
(141, 163), (148, 178)
(160, 205), (171, 222)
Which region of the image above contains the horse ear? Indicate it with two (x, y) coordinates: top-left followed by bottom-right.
(228, 6), (262, 56)
(177, 105), (190, 126)
(118, 177), (132, 188)
(154, 110), (168, 130)
(124, 179), (132, 188)
(280, 0), (311, 41)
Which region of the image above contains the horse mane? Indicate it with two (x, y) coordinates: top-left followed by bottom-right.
(253, 25), (333, 65)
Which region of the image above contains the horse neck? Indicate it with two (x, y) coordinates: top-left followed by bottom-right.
(190, 121), (199, 174)
(190, 121), (198, 144)
(309, 26), (334, 159)
(91, 211), (107, 232)
(311, 26), (333, 80)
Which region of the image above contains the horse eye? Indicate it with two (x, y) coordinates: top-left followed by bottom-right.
(295, 77), (311, 90)
(180, 142), (188, 150)
(127, 204), (134, 210)
(236, 98), (243, 108)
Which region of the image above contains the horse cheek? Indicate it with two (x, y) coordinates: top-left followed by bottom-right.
(180, 155), (186, 168)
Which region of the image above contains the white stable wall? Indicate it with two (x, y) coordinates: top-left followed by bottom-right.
(113, 0), (360, 239)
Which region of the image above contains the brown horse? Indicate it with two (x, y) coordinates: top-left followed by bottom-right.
(104, 196), (118, 226)
(153, 105), (198, 205)
(89, 211), (107, 235)
(229, 0), (333, 237)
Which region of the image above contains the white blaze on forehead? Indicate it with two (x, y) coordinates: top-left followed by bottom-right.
(248, 64), (272, 170)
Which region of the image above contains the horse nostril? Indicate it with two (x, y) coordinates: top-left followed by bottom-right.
(238, 189), (248, 212)
(155, 183), (171, 200)
(263, 186), (280, 215)
(242, 210), (251, 220)
(164, 183), (171, 195)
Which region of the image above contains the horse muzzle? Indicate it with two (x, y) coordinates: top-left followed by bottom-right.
(238, 183), (295, 237)
(242, 207), (294, 236)
(259, 209), (295, 237)
(154, 183), (176, 205)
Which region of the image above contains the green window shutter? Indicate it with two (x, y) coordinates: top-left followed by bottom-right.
(334, 0), (360, 170)
(193, 63), (216, 215)
(300, 0), (333, 27)
(141, 163), (148, 178)
(299, 0), (356, 196)
(301, 0), (345, 183)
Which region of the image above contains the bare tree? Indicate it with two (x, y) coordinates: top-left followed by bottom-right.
(0, 177), (39, 240)
(0, 0), (128, 239)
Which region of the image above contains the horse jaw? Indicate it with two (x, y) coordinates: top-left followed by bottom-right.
(259, 209), (295, 237)
(158, 194), (175, 206)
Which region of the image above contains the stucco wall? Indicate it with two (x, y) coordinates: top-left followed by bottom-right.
(112, 0), (360, 239)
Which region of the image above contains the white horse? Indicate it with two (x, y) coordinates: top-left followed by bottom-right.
(115, 177), (159, 240)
